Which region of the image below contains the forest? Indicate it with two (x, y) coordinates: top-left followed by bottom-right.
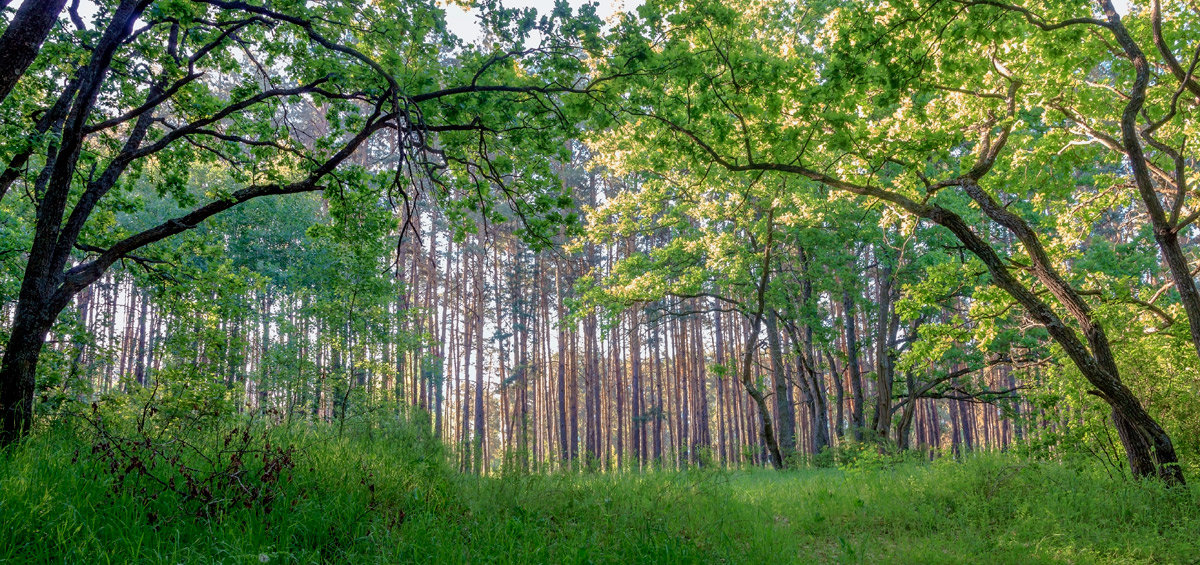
(1, 0), (1200, 562)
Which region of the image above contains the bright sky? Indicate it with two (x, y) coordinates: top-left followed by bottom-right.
(43, 0), (1125, 44)
(442, 0), (641, 44)
(439, 0), (1131, 45)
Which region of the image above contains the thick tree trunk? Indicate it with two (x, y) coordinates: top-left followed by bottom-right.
(1106, 0), (1200, 365)
(842, 289), (865, 441)
(741, 317), (783, 469)
(0, 296), (60, 444)
(0, 331), (43, 442)
(0, 0), (69, 105)
(804, 353), (831, 454)
(935, 185), (1185, 484)
(871, 258), (897, 441)
(797, 248), (830, 454)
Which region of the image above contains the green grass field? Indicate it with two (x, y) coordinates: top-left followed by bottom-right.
(2, 418), (1197, 564)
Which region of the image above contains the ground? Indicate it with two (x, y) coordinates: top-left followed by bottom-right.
(1, 420), (1197, 563)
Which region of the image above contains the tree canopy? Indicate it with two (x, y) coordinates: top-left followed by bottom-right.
(1, 0), (1199, 490)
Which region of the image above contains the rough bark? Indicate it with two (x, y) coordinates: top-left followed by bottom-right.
(0, 0), (69, 104)
(842, 288), (866, 441)
(766, 310), (796, 460)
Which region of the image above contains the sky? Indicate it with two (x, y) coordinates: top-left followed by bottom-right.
(41, 0), (1125, 44)
(54, 0), (641, 42)
(441, 0), (641, 44)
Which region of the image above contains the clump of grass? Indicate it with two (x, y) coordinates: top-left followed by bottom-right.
(0, 401), (452, 563)
(2, 411), (1197, 563)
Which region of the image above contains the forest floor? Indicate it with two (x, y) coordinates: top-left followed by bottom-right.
(2, 417), (1198, 564)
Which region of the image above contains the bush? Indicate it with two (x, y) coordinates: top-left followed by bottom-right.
(78, 398), (298, 524)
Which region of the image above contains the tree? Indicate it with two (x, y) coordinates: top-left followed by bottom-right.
(0, 0), (69, 105)
(595, 0), (1186, 483)
(0, 0), (602, 444)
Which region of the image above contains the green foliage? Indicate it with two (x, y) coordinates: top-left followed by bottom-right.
(1019, 326), (1200, 481)
(1, 406), (448, 563)
(3, 426), (1198, 563)
(3, 1), (1199, 560)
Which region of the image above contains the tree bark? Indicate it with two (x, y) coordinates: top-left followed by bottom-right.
(0, 0), (69, 104)
(0, 309), (55, 443)
(766, 310), (796, 460)
(871, 255), (898, 442)
(842, 288), (865, 441)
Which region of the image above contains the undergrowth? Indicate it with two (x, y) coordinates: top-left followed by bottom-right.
(1, 405), (1197, 564)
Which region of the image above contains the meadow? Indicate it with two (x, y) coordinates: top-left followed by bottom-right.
(1, 414), (1195, 564)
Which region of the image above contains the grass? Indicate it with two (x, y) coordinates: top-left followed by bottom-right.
(1, 416), (1198, 564)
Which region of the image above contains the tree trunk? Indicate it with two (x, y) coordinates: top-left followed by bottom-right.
(895, 373), (917, 451)
(842, 289), (865, 441)
(0, 296), (60, 443)
(630, 308), (643, 467)
(766, 310), (796, 461)
(556, 262), (570, 464)
(871, 257), (897, 441)
(0, 0), (69, 105)
(827, 349), (845, 441)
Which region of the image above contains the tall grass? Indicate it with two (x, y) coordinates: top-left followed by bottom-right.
(1, 413), (1197, 563)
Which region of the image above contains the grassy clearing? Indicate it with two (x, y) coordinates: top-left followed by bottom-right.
(1, 420), (1197, 564)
